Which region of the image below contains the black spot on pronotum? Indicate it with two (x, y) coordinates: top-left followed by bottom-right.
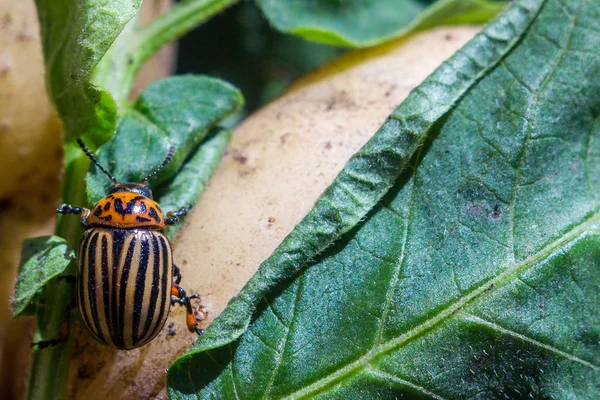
(103, 202), (111, 211)
(114, 198), (137, 216)
(149, 207), (161, 224)
(136, 216), (151, 223)
(139, 202), (147, 213)
(93, 206), (102, 217)
(133, 196), (145, 201)
(99, 215), (113, 221)
(114, 198), (124, 215)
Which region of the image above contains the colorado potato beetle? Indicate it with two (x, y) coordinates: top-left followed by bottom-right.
(56, 139), (203, 350)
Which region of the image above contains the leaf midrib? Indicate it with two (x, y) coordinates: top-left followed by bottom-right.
(283, 209), (600, 400)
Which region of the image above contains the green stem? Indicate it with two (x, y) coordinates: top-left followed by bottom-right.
(28, 144), (89, 400)
(117, 0), (240, 103)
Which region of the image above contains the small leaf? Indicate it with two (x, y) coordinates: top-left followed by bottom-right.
(86, 75), (243, 204)
(12, 236), (75, 318)
(168, 0), (600, 397)
(35, 0), (142, 147)
(256, 0), (506, 47)
(161, 128), (232, 241)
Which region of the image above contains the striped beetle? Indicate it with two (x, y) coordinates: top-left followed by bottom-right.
(56, 139), (204, 350)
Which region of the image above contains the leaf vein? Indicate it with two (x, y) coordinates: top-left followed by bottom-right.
(460, 313), (599, 370)
(364, 366), (449, 400)
(283, 211), (600, 399)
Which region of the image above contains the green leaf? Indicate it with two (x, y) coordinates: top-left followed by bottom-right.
(12, 236), (75, 318)
(168, 0), (600, 397)
(161, 128), (232, 241)
(35, 0), (142, 147)
(256, 0), (507, 47)
(86, 75), (244, 204)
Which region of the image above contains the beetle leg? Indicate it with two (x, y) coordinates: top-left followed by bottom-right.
(165, 205), (191, 225)
(173, 264), (182, 284)
(171, 284), (205, 335)
(57, 204), (90, 228)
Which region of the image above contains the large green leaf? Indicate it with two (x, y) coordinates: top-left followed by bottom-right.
(256, 0), (506, 47)
(86, 75), (243, 205)
(12, 236), (75, 318)
(168, 0), (600, 397)
(34, 0), (142, 147)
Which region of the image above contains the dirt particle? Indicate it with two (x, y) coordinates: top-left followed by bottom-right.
(280, 132), (292, 145)
(472, 354), (487, 367)
(444, 33), (454, 41)
(385, 84), (397, 97)
(77, 364), (94, 380)
(1, 14), (11, 29)
(230, 149), (248, 164)
(0, 60), (11, 77)
(0, 119), (11, 133)
(324, 141), (332, 150)
(268, 217), (276, 223)
(491, 204), (502, 220)
(326, 98), (336, 111)
(17, 26), (35, 41)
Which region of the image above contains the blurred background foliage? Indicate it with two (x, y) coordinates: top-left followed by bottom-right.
(176, 2), (344, 113)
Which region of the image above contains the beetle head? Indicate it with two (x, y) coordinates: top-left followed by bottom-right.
(77, 138), (175, 198)
(108, 183), (153, 199)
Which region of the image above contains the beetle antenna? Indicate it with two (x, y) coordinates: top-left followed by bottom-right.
(76, 138), (118, 184)
(141, 146), (175, 184)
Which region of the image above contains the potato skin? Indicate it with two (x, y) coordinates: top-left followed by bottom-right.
(0, 1), (63, 200)
(64, 26), (481, 399)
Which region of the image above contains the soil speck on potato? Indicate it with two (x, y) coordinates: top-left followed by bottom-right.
(230, 149), (248, 164)
(0, 119), (11, 133)
(0, 60), (12, 76)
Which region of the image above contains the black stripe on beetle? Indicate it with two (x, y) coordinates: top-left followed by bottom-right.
(140, 233), (162, 343)
(85, 231), (107, 343)
(78, 231), (99, 341)
(102, 234), (114, 346)
(117, 236), (135, 348)
(132, 235), (151, 344)
(153, 235), (171, 338)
